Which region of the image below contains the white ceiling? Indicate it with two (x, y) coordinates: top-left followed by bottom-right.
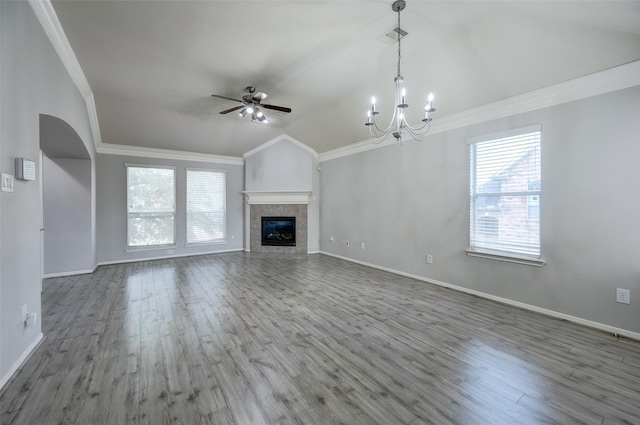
(51, 1), (640, 157)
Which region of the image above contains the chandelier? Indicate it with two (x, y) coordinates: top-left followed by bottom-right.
(366, 0), (436, 143)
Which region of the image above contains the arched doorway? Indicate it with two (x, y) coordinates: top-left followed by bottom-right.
(39, 114), (93, 276)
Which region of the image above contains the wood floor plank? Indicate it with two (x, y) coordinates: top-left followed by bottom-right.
(292, 371), (368, 425)
(106, 372), (139, 425)
(138, 383), (171, 425)
(2, 252), (640, 424)
(74, 353), (119, 424)
(212, 352), (269, 425)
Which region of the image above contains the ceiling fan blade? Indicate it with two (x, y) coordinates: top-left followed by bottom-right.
(211, 94), (243, 103)
(252, 91), (268, 102)
(262, 104), (292, 114)
(219, 105), (244, 114)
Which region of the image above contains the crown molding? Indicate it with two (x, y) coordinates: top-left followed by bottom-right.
(97, 142), (243, 165)
(29, 0), (102, 148)
(28, 0), (90, 97)
(319, 60), (640, 162)
(243, 134), (319, 160)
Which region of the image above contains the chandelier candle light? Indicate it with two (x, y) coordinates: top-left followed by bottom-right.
(366, 0), (436, 143)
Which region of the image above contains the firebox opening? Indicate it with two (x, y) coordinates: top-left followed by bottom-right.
(261, 217), (296, 246)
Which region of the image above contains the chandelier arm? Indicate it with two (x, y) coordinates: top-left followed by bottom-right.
(369, 103), (400, 136)
(405, 121), (429, 134)
(369, 121), (403, 143)
(370, 121), (389, 135)
(368, 123), (396, 144)
(403, 120), (429, 132)
(402, 121), (432, 142)
(402, 131), (423, 143)
(370, 132), (392, 145)
(373, 116), (397, 135)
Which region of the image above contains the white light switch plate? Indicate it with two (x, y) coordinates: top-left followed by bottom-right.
(1, 173), (14, 192)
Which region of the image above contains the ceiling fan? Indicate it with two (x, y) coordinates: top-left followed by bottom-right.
(211, 86), (292, 123)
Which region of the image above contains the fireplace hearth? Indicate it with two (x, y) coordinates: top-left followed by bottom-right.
(261, 217), (296, 246)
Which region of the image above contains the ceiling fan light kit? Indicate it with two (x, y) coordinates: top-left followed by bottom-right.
(212, 86), (292, 124)
(366, 0), (437, 144)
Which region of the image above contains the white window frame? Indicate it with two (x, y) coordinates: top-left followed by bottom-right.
(125, 163), (176, 250)
(185, 168), (227, 245)
(467, 125), (544, 266)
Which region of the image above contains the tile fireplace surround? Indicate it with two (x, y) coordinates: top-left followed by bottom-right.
(245, 191), (311, 254)
(250, 204), (307, 253)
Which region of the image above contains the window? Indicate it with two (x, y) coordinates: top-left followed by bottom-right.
(469, 126), (541, 260)
(126, 165), (175, 248)
(186, 169), (226, 244)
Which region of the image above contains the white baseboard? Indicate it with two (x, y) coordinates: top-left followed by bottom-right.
(43, 268), (96, 278)
(97, 248), (244, 267)
(0, 333), (44, 392)
(243, 249), (318, 254)
(320, 251), (640, 342)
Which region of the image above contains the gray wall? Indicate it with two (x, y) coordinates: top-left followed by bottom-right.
(244, 138), (320, 252)
(320, 86), (640, 334)
(43, 156), (93, 275)
(1, 1), (96, 387)
(245, 139), (314, 191)
(96, 154), (244, 264)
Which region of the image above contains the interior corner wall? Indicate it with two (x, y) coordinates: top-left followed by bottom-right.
(320, 85), (640, 334)
(95, 154), (244, 264)
(244, 138), (320, 252)
(0, 1), (96, 389)
(309, 155), (320, 253)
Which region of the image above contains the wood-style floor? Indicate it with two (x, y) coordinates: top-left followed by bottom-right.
(2, 253), (640, 425)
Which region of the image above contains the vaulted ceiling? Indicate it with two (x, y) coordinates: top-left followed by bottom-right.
(51, 1), (640, 157)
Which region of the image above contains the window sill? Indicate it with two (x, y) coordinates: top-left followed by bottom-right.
(185, 240), (226, 247)
(126, 244), (177, 253)
(466, 249), (545, 267)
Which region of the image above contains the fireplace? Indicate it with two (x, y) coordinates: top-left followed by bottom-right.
(261, 217), (296, 246)
(249, 204), (307, 253)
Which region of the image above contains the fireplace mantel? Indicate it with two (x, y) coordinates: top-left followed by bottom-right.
(243, 191), (311, 205)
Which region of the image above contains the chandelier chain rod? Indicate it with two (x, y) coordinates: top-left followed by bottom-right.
(397, 6), (402, 77)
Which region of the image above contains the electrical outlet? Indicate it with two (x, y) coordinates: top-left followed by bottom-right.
(330, 237), (334, 244)
(426, 254), (433, 264)
(25, 312), (36, 328)
(361, 242), (365, 250)
(616, 288), (630, 304)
